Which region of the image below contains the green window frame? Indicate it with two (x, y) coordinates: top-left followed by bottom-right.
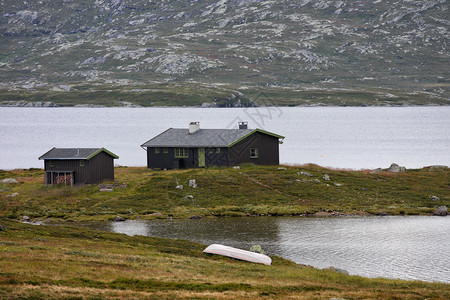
(250, 148), (259, 159)
(163, 147), (168, 154)
(80, 160), (85, 167)
(175, 148), (188, 158)
(208, 148), (215, 154)
(154, 148), (160, 154)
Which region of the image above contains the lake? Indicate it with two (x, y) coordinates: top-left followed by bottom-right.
(0, 106), (449, 169)
(83, 216), (450, 283)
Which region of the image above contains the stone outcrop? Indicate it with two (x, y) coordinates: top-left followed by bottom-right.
(433, 206), (447, 216)
(387, 163), (406, 172)
(1, 178), (18, 184)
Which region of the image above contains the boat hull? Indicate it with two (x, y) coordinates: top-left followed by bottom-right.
(203, 244), (272, 265)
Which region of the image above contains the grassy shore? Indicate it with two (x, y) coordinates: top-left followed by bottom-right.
(0, 219), (449, 299)
(0, 164), (448, 222)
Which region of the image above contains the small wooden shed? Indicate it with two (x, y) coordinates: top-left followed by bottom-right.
(39, 148), (119, 185)
(141, 122), (284, 169)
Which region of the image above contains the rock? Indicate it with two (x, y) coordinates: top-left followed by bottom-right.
(6, 192), (19, 198)
(387, 163), (406, 172)
(175, 185), (183, 190)
(189, 215), (201, 219)
(278, 167), (287, 170)
(249, 244), (265, 254)
(325, 266), (349, 275)
(314, 179), (321, 183)
(113, 216), (126, 222)
(378, 212), (390, 216)
(0, 224), (6, 231)
(429, 165), (448, 171)
(149, 212), (162, 216)
(22, 216), (30, 222)
(323, 174), (330, 181)
(333, 183), (343, 187)
(233, 166), (240, 169)
(1, 178), (18, 184)
(99, 188), (114, 192)
(297, 171), (313, 177)
(433, 206), (447, 216)
(188, 179), (197, 188)
(184, 194), (194, 200)
(430, 196), (440, 201)
(360, 187), (368, 191)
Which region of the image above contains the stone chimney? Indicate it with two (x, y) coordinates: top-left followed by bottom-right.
(189, 122), (200, 134)
(238, 121), (248, 129)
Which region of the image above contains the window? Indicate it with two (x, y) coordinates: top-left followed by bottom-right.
(163, 147), (168, 154)
(250, 148), (259, 159)
(49, 161), (54, 167)
(216, 148), (221, 154)
(175, 148), (188, 158)
(208, 148), (215, 154)
(80, 160), (85, 167)
(154, 148), (160, 154)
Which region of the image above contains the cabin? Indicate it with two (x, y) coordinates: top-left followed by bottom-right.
(38, 148), (119, 186)
(141, 122), (284, 169)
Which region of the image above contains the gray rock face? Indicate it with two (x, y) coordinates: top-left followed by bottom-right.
(323, 174), (330, 181)
(297, 171), (313, 177)
(1, 178), (18, 184)
(433, 206), (447, 216)
(430, 195), (440, 201)
(21, 216), (30, 222)
(387, 163), (406, 172)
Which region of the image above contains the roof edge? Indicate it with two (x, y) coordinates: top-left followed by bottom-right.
(86, 148), (119, 160)
(141, 128), (173, 147)
(38, 147), (56, 160)
(227, 129), (285, 148)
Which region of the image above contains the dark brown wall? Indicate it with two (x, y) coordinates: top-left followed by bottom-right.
(44, 152), (115, 184)
(228, 132), (280, 166)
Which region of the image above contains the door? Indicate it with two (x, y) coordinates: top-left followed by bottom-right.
(198, 148), (205, 167)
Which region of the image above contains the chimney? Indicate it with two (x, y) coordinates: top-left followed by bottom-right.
(189, 122), (200, 134)
(238, 121), (248, 129)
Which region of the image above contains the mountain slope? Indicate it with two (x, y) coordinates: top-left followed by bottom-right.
(0, 0), (449, 106)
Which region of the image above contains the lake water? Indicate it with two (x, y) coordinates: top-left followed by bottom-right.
(84, 216), (450, 283)
(0, 106), (449, 169)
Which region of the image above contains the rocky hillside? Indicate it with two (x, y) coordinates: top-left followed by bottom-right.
(0, 0), (449, 106)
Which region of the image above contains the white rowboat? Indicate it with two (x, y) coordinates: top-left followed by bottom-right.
(203, 244), (272, 265)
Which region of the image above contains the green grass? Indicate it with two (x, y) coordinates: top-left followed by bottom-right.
(0, 219), (448, 299)
(0, 165), (448, 222)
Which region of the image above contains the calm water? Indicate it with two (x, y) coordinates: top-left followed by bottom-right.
(84, 216), (450, 283)
(0, 106), (449, 169)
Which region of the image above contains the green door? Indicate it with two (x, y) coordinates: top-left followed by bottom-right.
(198, 148), (205, 167)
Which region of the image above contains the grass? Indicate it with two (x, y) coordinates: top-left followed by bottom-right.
(0, 219), (448, 299)
(0, 164), (448, 221)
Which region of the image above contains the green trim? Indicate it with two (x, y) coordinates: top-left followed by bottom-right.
(174, 147), (189, 158)
(86, 148), (119, 160)
(227, 129), (285, 148)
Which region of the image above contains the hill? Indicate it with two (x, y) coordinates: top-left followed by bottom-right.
(0, 0), (449, 106)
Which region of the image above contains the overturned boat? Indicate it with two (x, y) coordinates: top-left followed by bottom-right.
(203, 244), (272, 265)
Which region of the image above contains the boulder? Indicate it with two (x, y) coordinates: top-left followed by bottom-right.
(184, 194), (194, 200)
(249, 244), (265, 254)
(378, 212), (390, 216)
(6, 192), (19, 198)
(278, 167), (287, 170)
(175, 185), (183, 190)
(323, 174), (330, 181)
(387, 163), (406, 172)
(99, 188), (114, 192)
(189, 215), (201, 219)
(297, 171), (313, 177)
(433, 206), (447, 216)
(429, 165), (448, 171)
(314, 179), (321, 183)
(233, 166), (240, 169)
(113, 216), (126, 222)
(429, 196), (440, 201)
(333, 183), (343, 187)
(22, 216), (30, 222)
(1, 178), (18, 184)
(188, 179), (197, 188)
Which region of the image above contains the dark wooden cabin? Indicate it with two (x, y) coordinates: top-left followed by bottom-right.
(141, 122), (284, 169)
(39, 148), (119, 185)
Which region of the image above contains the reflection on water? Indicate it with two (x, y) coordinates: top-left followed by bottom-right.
(85, 216), (450, 283)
